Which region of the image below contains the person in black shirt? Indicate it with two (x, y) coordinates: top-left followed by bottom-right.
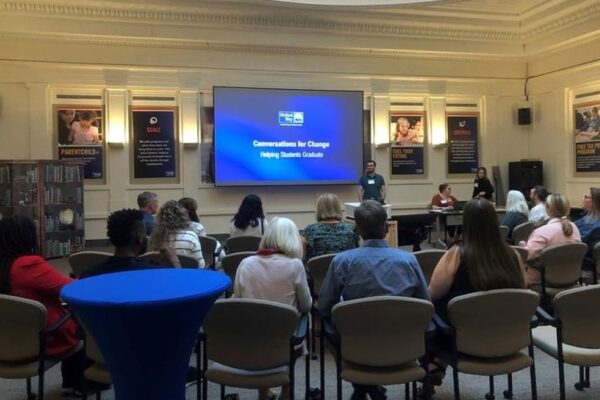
(471, 166), (494, 201)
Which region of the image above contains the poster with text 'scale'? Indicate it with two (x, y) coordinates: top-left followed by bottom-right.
(574, 102), (600, 173)
(447, 114), (479, 175)
(389, 113), (425, 175)
(132, 109), (177, 179)
(56, 106), (104, 180)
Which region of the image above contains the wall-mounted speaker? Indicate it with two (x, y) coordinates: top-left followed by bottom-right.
(518, 108), (531, 125)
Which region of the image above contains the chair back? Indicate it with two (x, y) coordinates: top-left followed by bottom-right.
(332, 296), (433, 367)
(511, 246), (529, 264)
(539, 242), (588, 287)
(592, 242), (600, 282)
(512, 222), (536, 244)
(0, 294), (46, 362)
(224, 235), (262, 254)
(306, 253), (336, 297)
(448, 289), (538, 358)
(414, 250), (446, 284)
(68, 251), (112, 278)
(139, 251), (199, 268)
(204, 298), (299, 370)
(221, 251), (255, 283)
(553, 285), (600, 348)
(499, 225), (510, 242)
(199, 236), (219, 269)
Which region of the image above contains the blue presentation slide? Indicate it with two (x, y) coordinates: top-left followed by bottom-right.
(214, 87), (364, 186)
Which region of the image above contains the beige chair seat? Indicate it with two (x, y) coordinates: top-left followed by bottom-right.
(530, 284), (580, 298)
(341, 360), (425, 386)
(533, 325), (600, 367)
(206, 362), (290, 388)
(85, 362), (112, 385)
(0, 359), (58, 379)
(457, 352), (533, 376)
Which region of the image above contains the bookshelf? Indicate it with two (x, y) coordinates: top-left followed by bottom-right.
(0, 160), (85, 258)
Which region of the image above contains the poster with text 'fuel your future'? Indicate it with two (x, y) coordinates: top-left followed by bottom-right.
(132, 108), (177, 179)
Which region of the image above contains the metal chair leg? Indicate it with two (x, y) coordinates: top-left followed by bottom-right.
(311, 310), (317, 360)
(453, 367), (460, 400)
(320, 329), (325, 395)
(26, 378), (35, 400)
(503, 373), (513, 399)
(529, 344), (538, 400)
(485, 375), (495, 400)
(220, 385), (225, 400)
(336, 351), (342, 400)
(558, 360), (566, 400)
(405, 383), (409, 400)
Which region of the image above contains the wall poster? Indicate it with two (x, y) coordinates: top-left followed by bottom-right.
(574, 102), (600, 173)
(131, 107), (178, 179)
(389, 112), (425, 175)
(447, 113), (479, 174)
(55, 106), (104, 180)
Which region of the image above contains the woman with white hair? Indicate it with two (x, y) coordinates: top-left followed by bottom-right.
(233, 217), (311, 400)
(501, 190), (530, 239)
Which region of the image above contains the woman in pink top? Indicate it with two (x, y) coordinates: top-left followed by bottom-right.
(520, 193), (581, 286)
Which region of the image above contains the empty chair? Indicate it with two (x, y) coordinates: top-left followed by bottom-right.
(331, 296), (433, 400)
(201, 298), (306, 400)
(0, 294), (82, 400)
(531, 242), (588, 299)
(512, 221), (536, 245)
(139, 251), (200, 268)
(224, 235), (262, 254)
(414, 249), (446, 284)
(221, 251), (255, 288)
(532, 285), (600, 400)
(443, 289), (539, 400)
(68, 251), (112, 278)
(198, 236), (219, 270)
(306, 253), (336, 358)
(499, 225), (510, 242)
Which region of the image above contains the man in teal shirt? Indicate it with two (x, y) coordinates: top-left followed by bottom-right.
(358, 160), (386, 204)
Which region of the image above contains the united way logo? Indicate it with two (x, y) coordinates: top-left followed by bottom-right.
(279, 111), (304, 127)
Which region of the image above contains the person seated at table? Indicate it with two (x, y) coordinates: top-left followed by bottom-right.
(528, 185), (549, 224)
(233, 217), (312, 400)
(302, 193), (359, 260)
(81, 209), (180, 279)
(230, 194), (268, 237)
(0, 215), (89, 394)
(430, 183), (462, 243)
(149, 200), (205, 268)
(422, 198), (526, 398)
(501, 190), (529, 240)
(519, 193), (581, 286)
(574, 187), (600, 274)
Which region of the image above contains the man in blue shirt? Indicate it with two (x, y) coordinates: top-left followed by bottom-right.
(319, 200), (431, 400)
(137, 191), (159, 235)
(358, 160), (386, 204)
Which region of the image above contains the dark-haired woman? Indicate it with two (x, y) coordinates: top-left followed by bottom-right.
(420, 199), (526, 397)
(471, 167), (494, 201)
(178, 197), (206, 238)
(528, 185), (549, 224)
(575, 188), (600, 273)
(230, 194), (268, 237)
(0, 215), (82, 392)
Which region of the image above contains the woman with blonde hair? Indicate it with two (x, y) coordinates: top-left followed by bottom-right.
(149, 200), (205, 268)
(302, 193), (358, 260)
(520, 193), (581, 286)
(233, 217), (311, 400)
(501, 190), (529, 239)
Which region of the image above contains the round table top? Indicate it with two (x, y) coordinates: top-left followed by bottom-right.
(61, 268), (231, 307)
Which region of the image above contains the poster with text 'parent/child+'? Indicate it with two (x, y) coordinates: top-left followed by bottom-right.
(55, 106), (104, 181)
(131, 108), (177, 179)
(389, 112), (425, 176)
(574, 102), (600, 173)
(447, 114), (479, 175)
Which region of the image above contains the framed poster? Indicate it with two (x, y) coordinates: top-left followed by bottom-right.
(574, 102), (600, 173)
(55, 105), (105, 181)
(389, 113), (425, 175)
(447, 113), (479, 175)
(131, 107), (178, 181)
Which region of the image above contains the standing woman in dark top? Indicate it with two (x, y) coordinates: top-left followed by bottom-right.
(472, 166), (494, 201)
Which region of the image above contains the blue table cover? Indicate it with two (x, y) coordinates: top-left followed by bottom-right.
(61, 269), (231, 400)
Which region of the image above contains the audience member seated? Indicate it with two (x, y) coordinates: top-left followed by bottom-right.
(137, 191), (159, 235)
(471, 167), (494, 201)
(574, 187), (600, 273)
(501, 190), (529, 239)
(302, 193), (359, 260)
(424, 198), (526, 397)
(319, 200), (430, 400)
(233, 217), (311, 400)
(149, 200), (205, 268)
(520, 194), (581, 286)
(178, 197), (206, 238)
(430, 183), (462, 242)
(81, 209), (180, 279)
(229, 194), (268, 237)
(0, 215), (85, 394)
(528, 185), (549, 224)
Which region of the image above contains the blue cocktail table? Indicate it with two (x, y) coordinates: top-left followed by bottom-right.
(61, 269), (231, 400)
